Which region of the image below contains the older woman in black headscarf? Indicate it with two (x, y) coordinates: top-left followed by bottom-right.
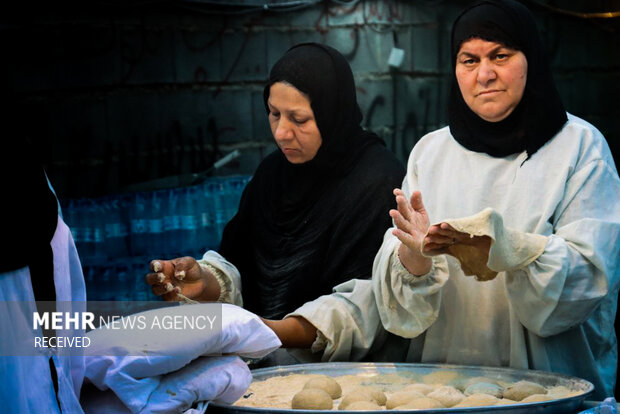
(146, 44), (405, 320)
(272, 0), (619, 401)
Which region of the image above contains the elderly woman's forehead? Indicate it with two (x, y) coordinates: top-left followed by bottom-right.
(458, 37), (517, 52)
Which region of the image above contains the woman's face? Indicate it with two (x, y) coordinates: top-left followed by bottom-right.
(455, 38), (528, 122)
(267, 82), (322, 164)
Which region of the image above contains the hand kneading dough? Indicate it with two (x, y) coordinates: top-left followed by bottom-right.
(303, 376), (342, 399)
(453, 393), (500, 407)
(385, 391), (425, 409)
(464, 382), (504, 398)
(292, 388), (332, 410)
(395, 397), (444, 410)
(503, 381), (547, 401)
(339, 387), (386, 409)
(344, 401), (381, 411)
(427, 385), (465, 407)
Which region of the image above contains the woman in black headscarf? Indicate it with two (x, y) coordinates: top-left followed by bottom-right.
(147, 43), (405, 319)
(264, 0), (619, 401)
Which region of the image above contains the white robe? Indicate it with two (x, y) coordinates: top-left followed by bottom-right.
(289, 114), (620, 400)
(0, 217), (86, 413)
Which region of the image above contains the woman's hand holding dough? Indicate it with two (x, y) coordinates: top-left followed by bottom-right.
(144, 256), (220, 302)
(424, 222), (492, 256)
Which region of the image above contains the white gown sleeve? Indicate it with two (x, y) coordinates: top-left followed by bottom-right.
(286, 279), (387, 362)
(505, 159), (620, 337)
(371, 173), (450, 339)
(197, 250), (243, 307)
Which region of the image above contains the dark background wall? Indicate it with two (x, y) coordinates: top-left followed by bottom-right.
(3, 0), (619, 199)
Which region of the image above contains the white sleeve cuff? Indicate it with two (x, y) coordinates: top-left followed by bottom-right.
(198, 261), (234, 303)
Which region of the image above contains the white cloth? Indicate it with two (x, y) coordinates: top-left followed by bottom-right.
(198, 251), (243, 306)
(81, 355), (251, 414)
(294, 114), (620, 400)
(83, 303), (280, 413)
(0, 217), (87, 414)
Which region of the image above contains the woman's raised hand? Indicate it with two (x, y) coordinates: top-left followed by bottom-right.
(389, 189), (432, 275)
(145, 257), (217, 302)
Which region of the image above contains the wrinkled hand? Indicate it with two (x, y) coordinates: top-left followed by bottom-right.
(145, 256), (211, 302)
(424, 222), (492, 257)
(389, 189), (432, 275)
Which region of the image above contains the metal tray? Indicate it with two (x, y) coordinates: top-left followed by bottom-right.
(209, 362), (594, 414)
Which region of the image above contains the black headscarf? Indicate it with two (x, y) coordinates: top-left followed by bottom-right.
(219, 43), (405, 319)
(448, 0), (567, 159)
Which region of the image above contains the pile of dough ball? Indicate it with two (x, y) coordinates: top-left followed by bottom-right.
(237, 372), (580, 411)
(292, 375), (343, 410)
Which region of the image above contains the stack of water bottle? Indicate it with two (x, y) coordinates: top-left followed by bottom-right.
(60, 175), (251, 301)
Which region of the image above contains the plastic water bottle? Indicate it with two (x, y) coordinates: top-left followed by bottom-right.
(148, 191), (164, 257)
(129, 193), (148, 256)
(91, 199), (106, 262)
(104, 198), (129, 261)
(196, 182), (212, 252)
(179, 187), (198, 256)
(80, 199), (95, 261)
(163, 189), (182, 256)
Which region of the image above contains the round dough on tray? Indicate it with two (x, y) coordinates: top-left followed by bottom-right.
(339, 387), (386, 410)
(292, 388), (332, 410)
(344, 400), (381, 411)
(521, 394), (554, 403)
(453, 393), (500, 407)
(502, 380), (547, 401)
(401, 383), (434, 395)
(303, 375), (342, 399)
(385, 391), (425, 409)
(464, 381), (504, 398)
(395, 397), (444, 410)
(427, 385), (465, 407)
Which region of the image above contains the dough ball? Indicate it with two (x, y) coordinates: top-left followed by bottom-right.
(343, 401), (381, 411)
(401, 383), (434, 395)
(291, 388), (332, 410)
(464, 382), (504, 398)
(546, 385), (572, 398)
(339, 387), (386, 409)
(303, 375), (342, 399)
(364, 387), (387, 406)
(521, 394), (554, 403)
(502, 381), (547, 401)
(495, 398), (517, 405)
(421, 370), (459, 385)
(385, 391), (425, 409)
(394, 397), (444, 410)
(453, 393), (500, 407)
(454, 376), (496, 391)
(427, 385), (465, 407)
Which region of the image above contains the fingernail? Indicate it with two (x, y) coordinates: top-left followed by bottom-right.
(157, 273), (165, 283)
(153, 261), (162, 272)
(175, 270), (186, 280)
(165, 283), (174, 292)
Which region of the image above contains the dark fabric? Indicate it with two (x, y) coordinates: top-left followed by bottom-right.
(219, 43), (405, 319)
(1, 137), (58, 300)
(448, 0), (567, 159)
